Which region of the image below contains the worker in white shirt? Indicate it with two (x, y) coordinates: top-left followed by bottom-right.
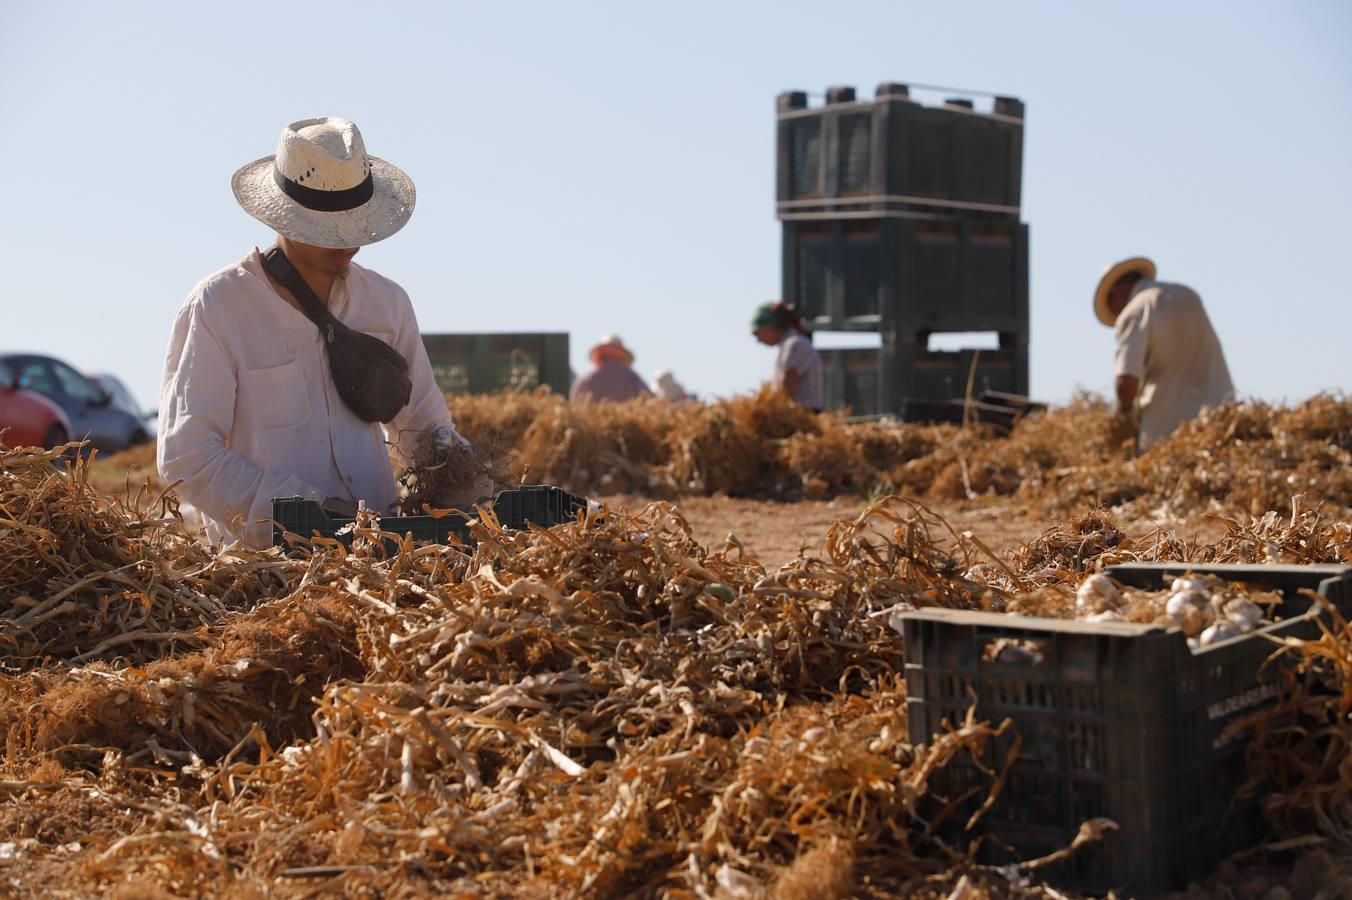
(1093, 256), (1235, 451)
(158, 116), (469, 548)
(751, 302), (823, 411)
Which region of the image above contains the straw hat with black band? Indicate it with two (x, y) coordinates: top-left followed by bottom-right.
(1093, 256), (1156, 326)
(231, 117), (415, 249)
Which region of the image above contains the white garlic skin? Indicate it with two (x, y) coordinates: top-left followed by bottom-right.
(1086, 610), (1125, 624)
(1171, 576), (1208, 595)
(1076, 574), (1121, 615)
(1166, 589), (1210, 620)
(1199, 621), (1243, 646)
(1166, 589), (1214, 638)
(1223, 599), (1263, 630)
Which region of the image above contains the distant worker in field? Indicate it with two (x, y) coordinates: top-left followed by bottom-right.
(159, 116), (471, 548)
(1094, 256), (1234, 451)
(752, 302), (823, 411)
(651, 369), (691, 403)
(570, 335), (653, 404)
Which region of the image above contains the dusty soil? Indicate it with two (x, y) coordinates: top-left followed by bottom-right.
(600, 494), (1048, 568)
(600, 493), (1221, 571)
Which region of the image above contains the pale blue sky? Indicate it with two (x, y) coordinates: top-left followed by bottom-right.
(2, 1), (1349, 410)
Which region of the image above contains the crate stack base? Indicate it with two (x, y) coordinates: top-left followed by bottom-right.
(777, 83), (1030, 416)
(898, 563), (1352, 896)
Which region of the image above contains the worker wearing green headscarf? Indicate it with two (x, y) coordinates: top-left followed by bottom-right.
(751, 302), (823, 411)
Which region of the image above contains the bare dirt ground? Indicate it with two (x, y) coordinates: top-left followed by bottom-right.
(601, 492), (1226, 570)
(600, 493), (1049, 568)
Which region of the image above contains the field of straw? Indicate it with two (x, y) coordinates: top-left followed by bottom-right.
(5, 390), (1351, 898)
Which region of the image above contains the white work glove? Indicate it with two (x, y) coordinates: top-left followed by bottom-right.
(433, 423), (469, 450)
(431, 424), (494, 510)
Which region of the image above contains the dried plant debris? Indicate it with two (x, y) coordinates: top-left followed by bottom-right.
(0, 479), (1124, 897)
(450, 390), (1352, 517)
(0, 446), (304, 669)
(94, 391), (1352, 521)
(2, 404), (1351, 897)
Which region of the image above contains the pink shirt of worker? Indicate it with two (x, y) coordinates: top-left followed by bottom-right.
(570, 361), (653, 404)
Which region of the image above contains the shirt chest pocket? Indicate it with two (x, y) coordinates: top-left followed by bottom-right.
(237, 359), (312, 432)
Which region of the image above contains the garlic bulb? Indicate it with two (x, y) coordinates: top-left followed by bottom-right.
(1165, 589), (1214, 638)
(1076, 574), (1121, 615)
(1199, 621), (1242, 646)
(1223, 598), (1263, 630)
(1171, 576), (1208, 595)
(1086, 610), (1124, 623)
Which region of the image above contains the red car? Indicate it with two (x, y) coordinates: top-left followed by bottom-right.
(0, 358), (73, 450)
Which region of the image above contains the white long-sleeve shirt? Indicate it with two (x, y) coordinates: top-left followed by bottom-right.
(1114, 279), (1234, 450)
(158, 248), (455, 548)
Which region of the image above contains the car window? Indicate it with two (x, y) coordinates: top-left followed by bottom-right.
(51, 362), (105, 403)
(13, 360), (57, 395)
(107, 381), (139, 415)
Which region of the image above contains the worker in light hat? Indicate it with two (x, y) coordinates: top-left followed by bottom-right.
(570, 335), (653, 404)
(1094, 257), (1234, 451)
(159, 116), (473, 548)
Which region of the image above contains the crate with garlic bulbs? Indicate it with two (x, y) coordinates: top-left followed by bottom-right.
(896, 562), (1352, 896)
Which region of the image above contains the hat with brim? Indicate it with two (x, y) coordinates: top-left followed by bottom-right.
(590, 334), (634, 366)
(232, 116), (415, 249)
(1093, 256), (1156, 326)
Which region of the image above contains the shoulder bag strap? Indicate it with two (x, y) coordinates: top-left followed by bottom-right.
(260, 246), (339, 343)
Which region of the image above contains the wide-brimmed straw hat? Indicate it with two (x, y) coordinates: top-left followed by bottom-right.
(232, 117), (415, 249)
(1093, 256), (1156, 326)
(590, 334), (635, 366)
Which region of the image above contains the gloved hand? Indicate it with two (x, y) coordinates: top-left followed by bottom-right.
(431, 424), (493, 510)
(433, 424), (469, 451)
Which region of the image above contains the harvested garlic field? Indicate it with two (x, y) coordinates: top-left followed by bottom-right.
(4, 393), (1350, 898)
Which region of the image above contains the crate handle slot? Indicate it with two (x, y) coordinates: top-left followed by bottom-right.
(981, 635), (1048, 667)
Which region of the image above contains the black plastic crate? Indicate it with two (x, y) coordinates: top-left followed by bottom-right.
(895, 397), (1023, 432)
(271, 485), (588, 550)
(818, 343), (1029, 415)
(898, 563), (1352, 897)
(776, 85), (1025, 214)
(782, 215), (1029, 335)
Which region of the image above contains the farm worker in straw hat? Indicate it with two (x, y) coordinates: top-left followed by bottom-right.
(752, 302), (823, 412)
(158, 116), (474, 548)
(570, 335), (653, 403)
(1094, 256), (1234, 452)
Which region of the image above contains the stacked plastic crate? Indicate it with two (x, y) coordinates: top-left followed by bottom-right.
(776, 84), (1028, 416)
(421, 333), (571, 396)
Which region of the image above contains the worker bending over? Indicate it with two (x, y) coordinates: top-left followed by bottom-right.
(1094, 256), (1234, 451)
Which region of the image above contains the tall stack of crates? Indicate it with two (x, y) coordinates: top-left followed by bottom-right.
(776, 84), (1029, 416)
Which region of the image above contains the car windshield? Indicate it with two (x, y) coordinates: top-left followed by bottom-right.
(12, 360), (57, 395)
